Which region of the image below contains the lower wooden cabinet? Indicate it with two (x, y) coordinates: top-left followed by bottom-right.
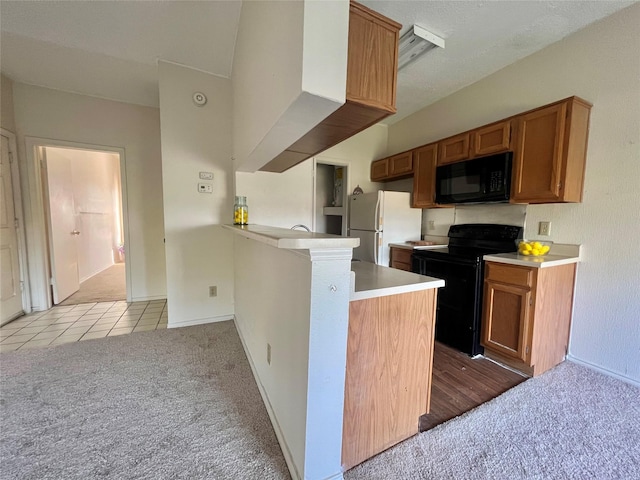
(390, 247), (413, 271)
(343, 288), (437, 470)
(481, 261), (576, 376)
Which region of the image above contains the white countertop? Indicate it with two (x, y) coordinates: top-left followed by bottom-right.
(350, 261), (444, 301)
(483, 252), (580, 268)
(388, 242), (447, 250)
(223, 224), (359, 250)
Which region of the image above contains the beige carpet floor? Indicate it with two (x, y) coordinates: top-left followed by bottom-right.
(59, 263), (126, 305)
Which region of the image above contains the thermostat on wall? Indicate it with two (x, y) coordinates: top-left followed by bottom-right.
(193, 92), (207, 106)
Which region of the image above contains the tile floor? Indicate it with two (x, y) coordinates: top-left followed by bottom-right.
(0, 300), (168, 353)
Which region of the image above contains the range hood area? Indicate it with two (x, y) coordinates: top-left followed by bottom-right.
(232, 0), (400, 174)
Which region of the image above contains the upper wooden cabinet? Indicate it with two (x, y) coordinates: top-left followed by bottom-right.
(371, 151), (413, 181)
(261, 1), (400, 173)
(370, 96), (590, 206)
(370, 158), (390, 181)
(437, 132), (470, 165)
(412, 144), (438, 208)
(472, 120), (511, 157)
(511, 97), (591, 203)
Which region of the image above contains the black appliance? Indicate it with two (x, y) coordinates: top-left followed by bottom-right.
(435, 152), (513, 204)
(412, 224), (523, 356)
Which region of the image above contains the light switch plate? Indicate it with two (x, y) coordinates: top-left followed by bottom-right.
(199, 171), (213, 180)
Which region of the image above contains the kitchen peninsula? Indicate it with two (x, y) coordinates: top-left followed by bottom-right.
(224, 225), (443, 480)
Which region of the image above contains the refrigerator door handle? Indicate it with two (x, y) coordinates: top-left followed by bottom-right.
(374, 195), (381, 231)
(374, 232), (379, 265)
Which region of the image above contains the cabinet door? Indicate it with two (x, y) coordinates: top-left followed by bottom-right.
(346, 2), (399, 112)
(511, 102), (566, 202)
(412, 144), (437, 208)
(389, 152), (413, 176)
(482, 280), (532, 363)
(371, 158), (389, 181)
(472, 121), (511, 157)
(438, 132), (470, 165)
(390, 247), (412, 271)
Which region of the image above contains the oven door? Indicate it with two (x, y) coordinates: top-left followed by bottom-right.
(412, 254), (484, 356)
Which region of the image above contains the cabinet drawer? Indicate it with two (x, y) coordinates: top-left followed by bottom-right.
(485, 262), (533, 287)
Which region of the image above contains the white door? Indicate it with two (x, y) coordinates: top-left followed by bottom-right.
(0, 134), (23, 324)
(45, 154), (80, 304)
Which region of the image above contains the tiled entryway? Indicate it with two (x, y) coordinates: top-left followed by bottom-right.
(0, 300), (168, 353)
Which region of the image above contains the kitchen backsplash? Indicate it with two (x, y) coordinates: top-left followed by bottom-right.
(422, 203), (527, 240)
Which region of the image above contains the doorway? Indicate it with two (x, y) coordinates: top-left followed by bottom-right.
(314, 161), (348, 235)
(1, 129), (30, 325)
(41, 146), (126, 306)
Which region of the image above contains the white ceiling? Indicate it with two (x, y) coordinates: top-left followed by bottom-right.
(0, 0), (634, 123)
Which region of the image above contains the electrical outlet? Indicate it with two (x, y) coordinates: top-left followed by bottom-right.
(267, 343), (271, 365)
(428, 220), (435, 230)
(538, 221), (551, 236)
(209, 286), (217, 297)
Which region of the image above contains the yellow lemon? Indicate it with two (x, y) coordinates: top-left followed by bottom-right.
(531, 248), (541, 256)
(541, 245), (550, 254)
(520, 250), (530, 255)
(533, 242), (543, 250)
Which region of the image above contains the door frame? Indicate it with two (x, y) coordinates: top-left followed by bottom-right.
(312, 157), (350, 235)
(1, 128), (31, 315)
(24, 137), (131, 310)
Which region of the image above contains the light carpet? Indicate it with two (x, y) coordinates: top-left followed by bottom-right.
(59, 263), (126, 305)
(345, 360), (640, 480)
(2, 320), (639, 480)
(0, 321), (289, 479)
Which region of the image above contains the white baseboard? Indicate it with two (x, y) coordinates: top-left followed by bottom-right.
(130, 295), (167, 302)
(233, 317), (303, 480)
(567, 355), (640, 387)
(167, 314), (233, 329)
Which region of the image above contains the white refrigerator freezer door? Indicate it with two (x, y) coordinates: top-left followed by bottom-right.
(350, 230), (380, 264)
(379, 191), (422, 244)
(349, 192), (381, 232)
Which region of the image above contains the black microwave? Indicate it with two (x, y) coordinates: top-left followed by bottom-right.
(435, 152), (513, 204)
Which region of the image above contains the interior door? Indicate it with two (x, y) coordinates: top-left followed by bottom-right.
(45, 154), (80, 304)
(0, 134), (23, 324)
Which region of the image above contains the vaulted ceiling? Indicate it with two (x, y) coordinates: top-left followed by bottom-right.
(1, 0), (634, 123)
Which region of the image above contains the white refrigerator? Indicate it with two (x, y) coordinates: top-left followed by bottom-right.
(348, 191), (422, 266)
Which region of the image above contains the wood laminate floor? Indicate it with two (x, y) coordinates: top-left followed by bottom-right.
(419, 341), (526, 431)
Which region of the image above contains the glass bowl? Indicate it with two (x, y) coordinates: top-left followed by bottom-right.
(516, 239), (553, 257)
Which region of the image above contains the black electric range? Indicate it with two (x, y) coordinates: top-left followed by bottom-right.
(412, 224), (522, 356)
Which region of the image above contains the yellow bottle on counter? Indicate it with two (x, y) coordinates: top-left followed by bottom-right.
(234, 196), (249, 225)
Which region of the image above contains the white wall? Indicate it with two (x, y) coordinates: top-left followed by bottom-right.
(233, 237), (351, 480)
(236, 124), (388, 230)
(232, 0), (348, 172)
(158, 61), (234, 326)
(12, 84), (166, 305)
(44, 147), (121, 282)
(1, 74), (16, 132)
(387, 4), (640, 383)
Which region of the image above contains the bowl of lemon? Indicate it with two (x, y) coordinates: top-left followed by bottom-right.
(516, 240), (552, 257)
